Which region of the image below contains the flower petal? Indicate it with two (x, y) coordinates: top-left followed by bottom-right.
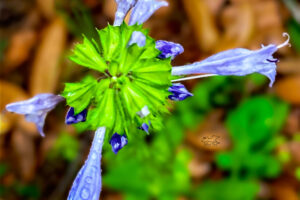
(136, 105), (150, 118)
(6, 93), (64, 136)
(156, 40), (184, 59)
(128, 31), (146, 47)
(171, 45), (279, 87)
(168, 83), (193, 101)
(129, 0), (168, 25)
(138, 122), (149, 133)
(114, 0), (137, 26)
(67, 127), (105, 200)
(65, 107), (88, 125)
(109, 133), (128, 154)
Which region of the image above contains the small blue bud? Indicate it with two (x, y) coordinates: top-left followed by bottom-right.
(109, 133), (128, 154)
(138, 122), (149, 134)
(168, 83), (193, 101)
(65, 107), (88, 125)
(156, 40), (184, 59)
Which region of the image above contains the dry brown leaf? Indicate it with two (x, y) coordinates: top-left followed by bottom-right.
(217, 2), (255, 51)
(271, 181), (299, 200)
(182, 0), (219, 52)
(188, 159), (211, 179)
(0, 80), (37, 134)
(36, 0), (55, 19)
(186, 110), (231, 151)
(277, 58), (300, 75)
(103, 0), (117, 20)
(275, 76), (300, 105)
(3, 29), (36, 72)
(11, 128), (36, 181)
(29, 17), (67, 95)
(0, 80), (28, 109)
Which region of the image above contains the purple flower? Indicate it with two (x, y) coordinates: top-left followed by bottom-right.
(138, 122), (149, 133)
(65, 107), (88, 125)
(156, 40), (184, 59)
(129, 0), (168, 25)
(128, 31), (146, 47)
(114, 0), (137, 26)
(5, 94), (64, 137)
(171, 33), (291, 87)
(109, 133), (128, 154)
(67, 127), (105, 200)
(168, 83), (193, 101)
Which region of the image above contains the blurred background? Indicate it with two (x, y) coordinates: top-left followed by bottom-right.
(0, 0), (300, 199)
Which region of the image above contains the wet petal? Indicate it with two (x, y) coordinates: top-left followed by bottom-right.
(129, 0), (168, 25)
(6, 93), (64, 136)
(65, 107), (88, 125)
(67, 127), (105, 200)
(171, 45), (279, 87)
(168, 83), (193, 101)
(156, 40), (184, 59)
(136, 105), (150, 118)
(114, 0), (137, 26)
(138, 122), (149, 133)
(128, 31), (146, 47)
(109, 133), (128, 154)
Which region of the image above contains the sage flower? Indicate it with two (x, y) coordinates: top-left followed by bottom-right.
(67, 127), (105, 200)
(109, 133), (128, 154)
(65, 107), (88, 125)
(5, 94), (64, 137)
(171, 33), (291, 87)
(168, 83), (193, 101)
(156, 40), (184, 59)
(5, 0), (291, 199)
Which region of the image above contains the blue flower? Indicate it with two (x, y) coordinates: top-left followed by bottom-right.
(171, 33), (291, 87)
(128, 31), (146, 47)
(138, 122), (150, 134)
(168, 83), (193, 101)
(114, 0), (137, 26)
(109, 133), (128, 154)
(67, 127), (105, 200)
(65, 107), (88, 125)
(156, 40), (184, 59)
(5, 94), (64, 137)
(128, 0), (168, 25)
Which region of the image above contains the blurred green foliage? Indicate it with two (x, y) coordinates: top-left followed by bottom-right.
(287, 19), (300, 52)
(48, 132), (80, 162)
(56, 0), (97, 40)
(0, 39), (8, 62)
(197, 96), (289, 200)
(102, 75), (288, 200)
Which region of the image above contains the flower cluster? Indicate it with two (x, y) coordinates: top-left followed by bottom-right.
(5, 0), (290, 199)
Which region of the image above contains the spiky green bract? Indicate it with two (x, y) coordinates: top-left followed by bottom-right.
(62, 23), (172, 140)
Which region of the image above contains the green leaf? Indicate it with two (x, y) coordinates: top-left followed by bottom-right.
(62, 76), (98, 114)
(69, 36), (107, 72)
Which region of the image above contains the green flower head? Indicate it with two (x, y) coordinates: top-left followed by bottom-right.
(62, 23), (172, 139)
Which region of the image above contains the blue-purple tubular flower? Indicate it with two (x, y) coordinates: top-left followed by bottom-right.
(171, 45), (280, 87)
(67, 127), (105, 200)
(129, 0), (168, 25)
(168, 83), (193, 101)
(128, 31), (146, 47)
(156, 40), (184, 59)
(109, 133), (128, 154)
(114, 0), (137, 26)
(5, 94), (64, 137)
(65, 107), (88, 125)
(139, 122), (149, 133)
